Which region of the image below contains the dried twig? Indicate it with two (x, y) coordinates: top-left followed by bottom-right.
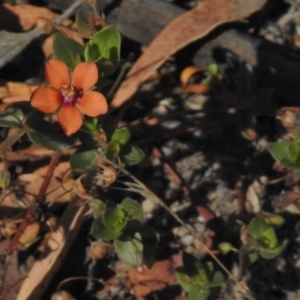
(5, 152), (61, 256)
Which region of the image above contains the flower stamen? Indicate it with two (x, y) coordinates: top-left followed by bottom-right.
(60, 85), (83, 104)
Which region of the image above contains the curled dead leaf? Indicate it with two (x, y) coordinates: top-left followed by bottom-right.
(180, 65), (206, 86)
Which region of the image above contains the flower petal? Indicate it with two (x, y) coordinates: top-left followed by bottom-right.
(77, 91), (108, 117)
(58, 104), (82, 136)
(45, 59), (70, 89)
(72, 62), (98, 90)
(30, 87), (62, 113)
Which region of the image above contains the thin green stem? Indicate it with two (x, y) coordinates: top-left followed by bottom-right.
(106, 62), (132, 100)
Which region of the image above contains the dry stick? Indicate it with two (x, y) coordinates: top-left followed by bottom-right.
(106, 158), (255, 300)
(5, 151), (61, 256)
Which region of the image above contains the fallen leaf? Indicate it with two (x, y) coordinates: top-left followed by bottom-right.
(127, 260), (177, 299)
(0, 4), (69, 31)
(0, 81), (38, 104)
(110, 0), (267, 108)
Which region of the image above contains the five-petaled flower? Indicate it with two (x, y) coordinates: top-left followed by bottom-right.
(30, 59), (108, 136)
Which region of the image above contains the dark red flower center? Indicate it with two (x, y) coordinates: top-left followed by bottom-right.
(60, 84), (83, 105)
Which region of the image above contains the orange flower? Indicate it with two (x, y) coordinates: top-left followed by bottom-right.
(30, 59), (108, 136)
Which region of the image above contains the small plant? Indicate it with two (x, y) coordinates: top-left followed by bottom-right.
(268, 130), (300, 172)
(175, 252), (224, 300)
(235, 215), (285, 270)
(91, 197), (157, 267)
(246, 216), (284, 260)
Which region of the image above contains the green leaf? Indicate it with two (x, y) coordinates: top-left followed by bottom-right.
(0, 108), (24, 128)
(70, 149), (98, 173)
(27, 120), (76, 151)
(210, 271), (224, 287)
(114, 232), (143, 266)
(124, 145), (145, 165)
(96, 58), (115, 77)
(207, 63), (218, 76)
(91, 215), (122, 240)
(294, 131), (300, 145)
(218, 242), (233, 254)
(121, 198), (143, 222)
(287, 142), (300, 163)
(260, 226), (278, 249)
(258, 243), (284, 259)
(176, 268), (194, 292)
(268, 141), (290, 162)
(248, 217), (271, 240)
(188, 286), (210, 300)
(84, 43), (99, 63)
(53, 34), (84, 70)
(111, 127), (131, 145)
(103, 208), (127, 232)
(83, 117), (98, 132)
(258, 211), (285, 227)
(84, 25), (121, 65)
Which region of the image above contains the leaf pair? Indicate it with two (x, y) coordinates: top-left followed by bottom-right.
(53, 25), (121, 77)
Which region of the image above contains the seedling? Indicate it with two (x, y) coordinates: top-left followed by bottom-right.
(175, 252), (224, 300)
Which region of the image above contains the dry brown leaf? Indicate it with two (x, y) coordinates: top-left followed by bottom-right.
(127, 260), (177, 299)
(110, 0), (267, 109)
(1, 4), (71, 31)
(1, 4), (57, 31)
(0, 81), (38, 104)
